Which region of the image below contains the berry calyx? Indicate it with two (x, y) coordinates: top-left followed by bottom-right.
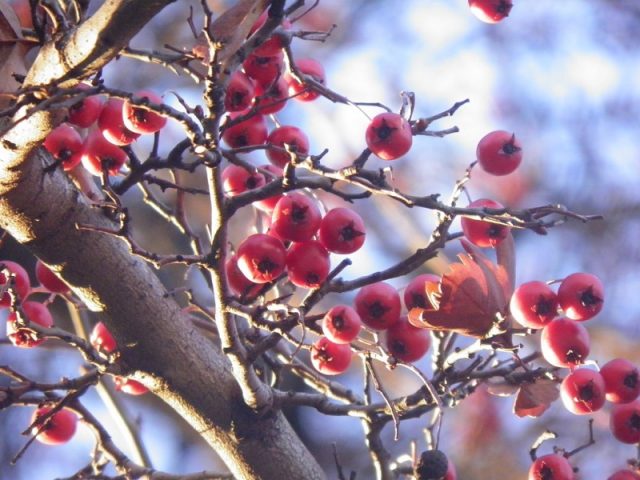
(610, 400), (640, 444)
(286, 240), (330, 288)
(560, 368), (606, 415)
(403, 273), (440, 311)
(236, 233), (287, 283)
(122, 90), (167, 134)
(35, 260), (70, 294)
(528, 454), (574, 480)
(7, 301), (54, 348)
(81, 130), (128, 176)
(468, 0), (513, 24)
(354, 282), (401, 330)
(310, 337), (352, 375)
(601, 358), (640, 404)
(321, 305), (362, 344)
(318, 207), (366, 255)
(476, 130), (522, 175)
(385, 316), (431, 363)
(365, 112), (413, 161)
(43, 124), (83, 171)
(509, 281), (559, 329)
(270, 193), (322, 243)
(266, 125), (310, 168)
(557, 272), (604, 321)
(461, 198), (510, 248)
(98, 98), (140, 146)
(31, 407), (78, 445)
(0, 260), (31, 308)
(540, 317), (590, 368)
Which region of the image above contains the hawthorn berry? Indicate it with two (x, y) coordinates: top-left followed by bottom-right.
(221, 112), (268, 149)
(509, 281), (559, 329)
(557, 272), (604, 321)
(461, 198), (510, 248)
(0, 260), (31, 308)
(31, 407), (78, 445)
(81, 130), (128, 176)
(286, 240), (330, 288)
(7, 301), (54, 348)
(266, 125), (310, 168)
(224, 70), (255, 112)
(528, 454), (574, 480)
(253, 77), (289, 115)
(610, 400), (640, 444)
(354, 282), (401, 330)
(236, 233), (287, 283)
(243, 52), (285, 87)
(540, 317), (590, 368)
(385, 316), (431, 363)
(365, 112), (413, 161)
(225, 254), (261, 298)
(601, 358), (640, 404)
(321, 305), (362, 344)
(318, 208), (366, 255)
(249, 11), (291, 57)
(98, 98), (140, 146)
(560, 368), (606, 415)
(285, 58), (326, 102)
(468, 0), (513, 24)
(122, 90), (167, 134)
(221, 164), (266, 197)
(253, 164), (283, 213)
(35, 260), (70, 294)
(43, 124), (83, 171)
(270, 193), (322, 242)
(114, 377), (149, 396)
(403, 273), (440, 311)
(90, 321), (117, 353)
(67, 84), (103, 128)
(476, 130), (522, 175)
(609, 470), (640, 480)
(310, 337), (352, 375)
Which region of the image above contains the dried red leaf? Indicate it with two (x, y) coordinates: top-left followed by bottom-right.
(514, 379), (559, 418)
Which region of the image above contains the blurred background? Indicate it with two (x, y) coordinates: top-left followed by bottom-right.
(2, 0), (640, 478)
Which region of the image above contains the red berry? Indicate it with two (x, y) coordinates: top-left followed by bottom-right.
(114, 377), (148, 396)
(286, 240), (330, 288)
(322, 305), (362, 344)
(98, 98), (140, 146)
(354, 282), (401, 331)
(528, 454), (574, 480)
(252, 77), (289, 115)
(221, 164), (266, 197)
(266, 125), (310, 168)
(285, 58), (325, 102)
(68, 84), (103, 128)
(560, 368), (606, 415)
(90, 321), (117, 353)
(318, 208), (366, 255)
(236, 233), (287, 284)
(476, 130), (522, 175)
(0, 260), (31, 308)
(557, 272), (604, 321)
(31, 407), (77, 445)
(310, 337), (351, 375)
(540, 317), (590, 368)
(249, 11), (291, 57)
(43, 124), (83, 171)
(225, 254), (262, 298)
(81, 130), (128, 176)
(468, 0), (513, 24)
(601, 358), (640, 404)
(221, 112), (268, 149)
(509, 281), (558, 329)
(243, 53), (284, 87)
(35, 260), (70, 294)
(122, 90), (167, 134)
(385, 316), (431, 363)
(225, 71), (256, 112)
(609, 470), (640, 480)
(7, 301), (54, 348)
(270, 193), (322, 242)
(365, 112), (413, 161)
(461, 198), (510, 248)
(445, 460), (457, 480)
(403, 273), (440, 311)
(254, 164), (284, 213)
(610, 400), (640, 444)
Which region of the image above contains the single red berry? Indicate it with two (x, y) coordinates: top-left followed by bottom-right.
(67, 84), (102, 128)
(476, 130), (522, 175)
(286, 240), (330, 288)
(461, 198), (510, 248)
(90, 321), (117, 353)
(285, 58), (325, 102)
(557, 272), (604, 321)
(7, 301), (54, 348)
(385, 316), (431, 363)
(225, 71), (256, 112)
(81, 130), (128, 176)
(601, 358), (640, 404)
(225, 254), (262, 298)
(528, 454), (574, 480)
(610, 400), (640, 444)
(365, 112), (413, 161)
(221, 112), (268, 149)
(98, 98), (140, 146)
(249, 11), (292, 57)
(322, 305), (362, 344)
(243, 52), (284, 87)
(254, 164), (283, 213)
(35, 260), (70, 294)
(221, 164), (266, 197)
(510, 281), (559, 329)
(236, 233), (287, 283)
(0, 260), (31, 308)
(270, 192), (322, 242)
(540, 317), (590, 368)
(310, 337), (351, 375)
(354, 282), (401, 331)
(609, 470), (640, 480)
(468, 0), (513, 24)
(31, 407), (78, 445)
(114, 377), (148, 396)
(253, 77), (289, 115)
(318, 208), (366, 255)
(266, 125), (310, 168)
(560, 368), (606, 415)
(403, 273), (440, 311)
(123, 90), (167, 134)
(43, 124), (83, 171)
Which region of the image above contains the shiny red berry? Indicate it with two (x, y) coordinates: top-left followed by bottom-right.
(90, 321), (117, 353)
(253, 77), (289, 115)
(528, 454), (574, 480)
(557, 272), (604, 321)
(319, 208), (366, 255)
(225, 71), (255, 112)
(35, 260), (70, 294)
(601, 358), (640, 404)
(610, 400), (640, 444)
(403, 273), (440, 311)
(68, 84), (102, 128)
(476, 130), (522, 175)
(253, 164), (283, 213)
(221, 164), (266, 197)
(243, 52), (284, 87)
(608, 470), (640, 480)
(249, 11), (291, 57)
(221, 112), (268, 149)
(310, 337), (351, 375)
(322, 305), (362, 344)
(540, 317), (590, 368)
(7, 301), (54, 348)
(0, 260), (31, 308)
(461, 198), (510, 248)
(81, 130), (128, 176)
(468, 0), (513, 24)
(123, 90), (167, 134)
(385, 316), (431, 363)
(285, 58), (325, 102)
(98, 98), (140, 146)
(266, 125), (310, 168)
(560, 368), (606, 415)
(236, 233), (287, 284)
(354, 282), (401, 330)
(43, 124), (83, 171)
(114, 377), (148, 396)
(225, 254), (261, 298)
(286, 240), (330, 288)
(31, 407), (78, 445)
(510, 281), (559, 329)
(365, 112), (412, 161)
(270, 193), (322, 242)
